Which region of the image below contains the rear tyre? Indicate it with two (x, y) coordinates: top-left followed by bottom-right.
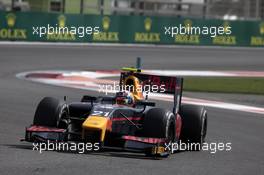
(179, 105), (207, 151)
(142, 108), (175, 156)
(33, 97), (68, 128)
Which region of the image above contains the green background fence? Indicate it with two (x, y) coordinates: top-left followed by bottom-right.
(0, 11), (264, 46)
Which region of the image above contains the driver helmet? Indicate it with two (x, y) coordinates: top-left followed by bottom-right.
(116, 91), (134, 105)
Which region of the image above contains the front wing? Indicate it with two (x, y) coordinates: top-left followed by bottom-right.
(23, 125), (169, 156)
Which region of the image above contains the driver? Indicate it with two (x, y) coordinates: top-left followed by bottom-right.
(115, 91), (135, 106)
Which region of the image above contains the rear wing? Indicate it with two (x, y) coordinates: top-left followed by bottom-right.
(120, 71), (183, 114)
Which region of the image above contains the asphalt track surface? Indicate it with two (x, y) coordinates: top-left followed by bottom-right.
(0, 44), (263, 175)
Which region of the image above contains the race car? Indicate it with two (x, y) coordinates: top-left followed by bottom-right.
(23, 67), (207, 157)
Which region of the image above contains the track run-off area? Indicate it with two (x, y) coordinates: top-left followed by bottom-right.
(17, 69), (264, 115)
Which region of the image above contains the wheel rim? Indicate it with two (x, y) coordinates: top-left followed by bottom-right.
(58, 110), (68, 129)
(166, 123), (175, 153)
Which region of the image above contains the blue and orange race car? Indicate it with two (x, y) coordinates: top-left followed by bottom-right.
(23, 67), (207, 157)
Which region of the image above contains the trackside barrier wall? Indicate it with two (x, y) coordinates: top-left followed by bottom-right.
(0, 11), (264, 47)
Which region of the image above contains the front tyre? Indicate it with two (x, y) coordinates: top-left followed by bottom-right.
(142, 108), (175, 156)
(33, 97), (68, 128)
(179, 105), (207, 151)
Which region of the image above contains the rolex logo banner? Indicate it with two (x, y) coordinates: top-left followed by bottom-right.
(0, 11), (263, 47)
